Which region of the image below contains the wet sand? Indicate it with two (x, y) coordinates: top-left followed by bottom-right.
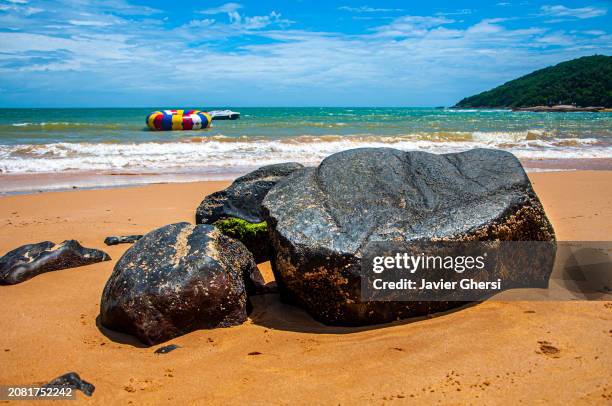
(0, 172), (611, 404)
(2, 158), (612, 196)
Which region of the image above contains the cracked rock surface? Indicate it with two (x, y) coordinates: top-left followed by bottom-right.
(263, 148), (555, 325)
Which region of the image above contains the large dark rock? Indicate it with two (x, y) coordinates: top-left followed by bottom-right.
(43, 372), (95, 397)
(0, 240), (110, 285)
(262, 148), (556, 325)
(100, 222), (259, 345)
(195, 162), (304, 262)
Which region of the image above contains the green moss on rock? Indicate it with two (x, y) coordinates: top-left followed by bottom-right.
(214, 218), (266, 241)
(213, 218), (269, 263)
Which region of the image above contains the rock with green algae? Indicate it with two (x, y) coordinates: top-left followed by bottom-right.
(195, 162), (304, 262)
(214, 218), (270, 263)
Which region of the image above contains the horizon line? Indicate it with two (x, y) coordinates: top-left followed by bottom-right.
(0, 105), (465, 109)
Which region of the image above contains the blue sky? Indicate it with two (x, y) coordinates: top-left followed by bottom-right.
(0, 0), (610, 107)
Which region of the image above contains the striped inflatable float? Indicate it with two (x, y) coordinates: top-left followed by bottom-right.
(146, 110), (212, 131)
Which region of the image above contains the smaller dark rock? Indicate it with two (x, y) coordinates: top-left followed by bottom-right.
(103, 235), (143, 246)
(0, 240), (110, 285)
(196, 162), (304, 225)
(154, 344), (180, 354)
(100, 223), (257, 345)
(196, 162), (304, 262)
(43, 372), (95, 397)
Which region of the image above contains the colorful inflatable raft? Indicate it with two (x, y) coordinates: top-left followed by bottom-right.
(146, 110), (212, 131)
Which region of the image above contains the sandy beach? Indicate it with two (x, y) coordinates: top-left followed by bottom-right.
(0, 171), (611, 404)
(1, 1), (610, 403)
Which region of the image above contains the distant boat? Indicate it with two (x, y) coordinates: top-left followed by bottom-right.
(208, 110), (240, 120)
(146, 109), (240, 131)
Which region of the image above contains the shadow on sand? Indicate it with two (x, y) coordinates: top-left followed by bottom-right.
(247, 293), (478, 334)
(95, 314), (148, 348)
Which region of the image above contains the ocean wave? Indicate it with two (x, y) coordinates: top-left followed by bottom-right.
(0, 133), (610, 174)
(185, 130), (559, 143)
(4, 122), (134, 131)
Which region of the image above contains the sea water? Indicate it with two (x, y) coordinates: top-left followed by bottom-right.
(0, 107), (610, 192)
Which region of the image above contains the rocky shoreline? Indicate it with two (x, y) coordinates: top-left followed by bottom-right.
(512, 105), (609, 112)
(1, 147), (557, 346)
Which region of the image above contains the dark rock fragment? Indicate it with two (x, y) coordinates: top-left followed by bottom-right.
(0, 240), (110, 285)
(154, 344), (180, 354)
(103, 235), (143, 246)
(43, 372), (95, 397)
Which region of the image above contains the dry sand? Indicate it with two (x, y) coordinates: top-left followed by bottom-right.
(0, 172), (611, 404)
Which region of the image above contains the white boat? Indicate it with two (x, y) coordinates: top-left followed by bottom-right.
(207, 110), (240, 120)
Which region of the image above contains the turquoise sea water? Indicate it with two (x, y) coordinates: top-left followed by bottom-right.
(0, 107), (610, 176)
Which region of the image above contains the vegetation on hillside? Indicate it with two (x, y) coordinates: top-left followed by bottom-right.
(455, 55), (612, 108)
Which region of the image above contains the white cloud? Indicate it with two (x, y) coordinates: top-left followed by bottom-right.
(243, 11), (291, 29)
(195, 2), (290, 29)
(0, 1), (40, 14)
(338, 6), (402, 13)
(68, 19), (113, 27)
(228, 10), (241, 24)
(535, 32), (574, 46)
(541, 5), (607, 19)
(199, 2), (242, 15)
(186, 18), (215, 28)
(467, 19), (505, 34)
(583, 30), (605, 35)
(437, 9), (473, 16)
(0, 0), (610, 106)
(372, 16), (454, 37)
(95, 0), (160, 16)
(0, 32), (135, 61)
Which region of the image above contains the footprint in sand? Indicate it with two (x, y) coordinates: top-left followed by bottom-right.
(124, 385), (136, 393)
(537, 340), (561, 358)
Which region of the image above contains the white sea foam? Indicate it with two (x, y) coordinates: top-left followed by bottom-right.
(0, 134), (609, 174)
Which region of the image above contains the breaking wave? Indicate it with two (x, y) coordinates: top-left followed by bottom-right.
(0, 132), (610, 174)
